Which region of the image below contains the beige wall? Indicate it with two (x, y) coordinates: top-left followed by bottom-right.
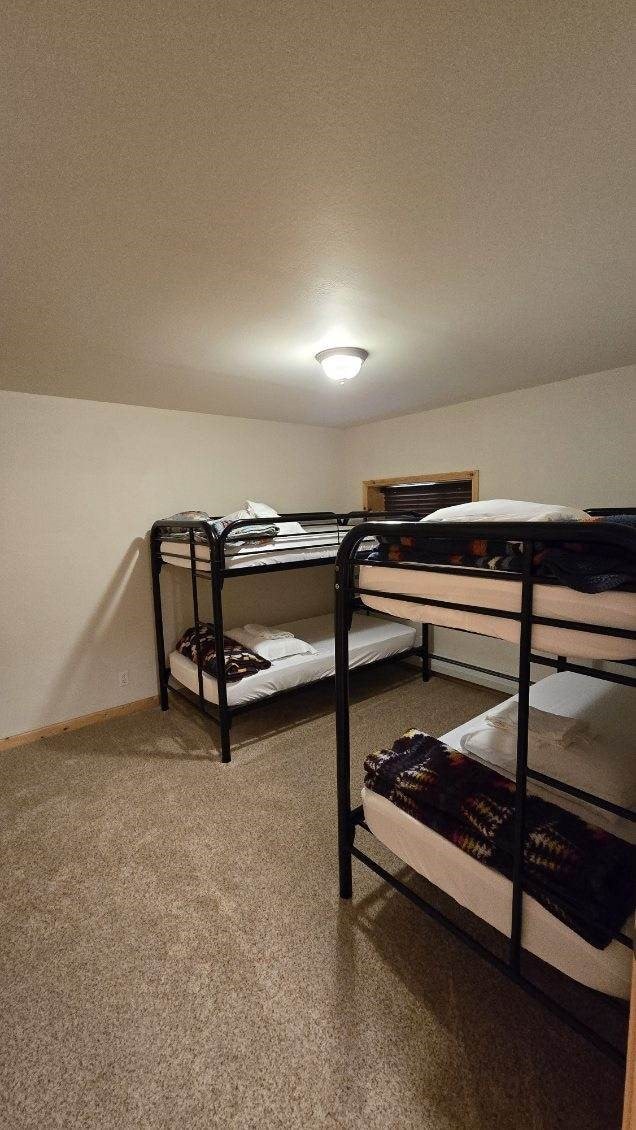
(342, 365), (636, 686)
(1, 364), (634, 739)
(0, 392), (345, 738)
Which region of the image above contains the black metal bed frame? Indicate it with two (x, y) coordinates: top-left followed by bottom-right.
(150, 510), (425, 762)
(334, 510), (636, 1066)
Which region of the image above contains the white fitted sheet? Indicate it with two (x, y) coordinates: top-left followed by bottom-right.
(359, 563), (636, 660)
(169, 612), (416, 708)
(161, 535), (342, 571)
(362, 672), (634, 997)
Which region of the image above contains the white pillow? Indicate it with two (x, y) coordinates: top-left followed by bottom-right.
(229, 627), (316, 662)
(245, 500), (278, 518)
(419, 499), (592, 524)
(245, 500), (305, 537)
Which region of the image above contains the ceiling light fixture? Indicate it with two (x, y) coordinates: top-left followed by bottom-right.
(315, 346), (369, 382)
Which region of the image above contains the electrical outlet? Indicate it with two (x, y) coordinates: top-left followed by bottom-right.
(119, 670), (129, 687)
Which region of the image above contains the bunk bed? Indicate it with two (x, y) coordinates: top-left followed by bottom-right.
(334, 509), (636, 1065)
(150, 511), (424, 762)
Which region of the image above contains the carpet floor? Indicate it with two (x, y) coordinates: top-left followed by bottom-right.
(0, 666), (627, 1129)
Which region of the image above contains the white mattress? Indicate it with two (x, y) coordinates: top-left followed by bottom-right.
(359, 563), (636, 661)
(169, 612), (416, 708)
(362, 672), (635, 998)
(161, 535), (342, 571)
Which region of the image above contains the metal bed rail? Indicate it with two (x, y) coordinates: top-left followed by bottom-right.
(334, 513), (636, 1066)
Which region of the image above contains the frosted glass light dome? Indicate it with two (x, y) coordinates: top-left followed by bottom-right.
(315, 346), (369, 382)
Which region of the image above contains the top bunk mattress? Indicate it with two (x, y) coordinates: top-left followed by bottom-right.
(160, 534), (343, 571)
(358, 563), (636, 660)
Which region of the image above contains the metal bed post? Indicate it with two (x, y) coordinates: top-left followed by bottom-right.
(188, 530), (206, 714)
(421, 623), (430, 681)
(209, 529), (232, 764)
(509, 537), (534, 974)
(150, 536), (169, 711)
(335, 550), (354, 899)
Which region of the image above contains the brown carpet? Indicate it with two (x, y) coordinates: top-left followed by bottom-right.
(0, 667), (626, 1129)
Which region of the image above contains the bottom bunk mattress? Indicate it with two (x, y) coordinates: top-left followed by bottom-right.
(362, 672), (635, 998)
(169, 612), (417, 708)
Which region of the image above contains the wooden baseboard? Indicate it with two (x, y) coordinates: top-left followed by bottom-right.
(0, 696), (158, 751)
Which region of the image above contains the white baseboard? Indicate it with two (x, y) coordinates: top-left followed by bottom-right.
(431, 658), (518, 694)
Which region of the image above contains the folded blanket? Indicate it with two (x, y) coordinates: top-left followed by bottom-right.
(210, 510), (278, 540)
(368, 514), (636, 593)
(229, 627), (317, 661)
(165, 510), (277, 545)
(459, 726), (635, 832)
(245, 500), (306, 536)
(364, 730), (636, 948)
(484, 699), (587, 747)
(243, 623), (294, 640)
(175, 624), (270, 682)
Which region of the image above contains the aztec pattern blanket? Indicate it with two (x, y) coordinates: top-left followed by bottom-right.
(368, 514), (636, 593)
(364, 730), (636, 948)
(176, 623), (271, 682)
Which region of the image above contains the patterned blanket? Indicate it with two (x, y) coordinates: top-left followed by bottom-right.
(364, 730), (636, 948)
(368, 514), (636, 593)
(176, 623), (271, 682)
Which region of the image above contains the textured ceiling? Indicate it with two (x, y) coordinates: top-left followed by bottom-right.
(2, 1), (634, 426)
